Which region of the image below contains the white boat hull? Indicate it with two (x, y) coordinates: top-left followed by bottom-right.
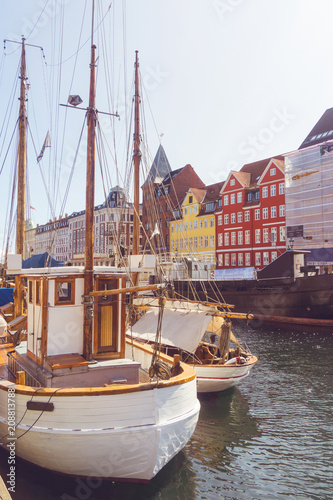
(194, 357), (257, 393)
(0, 377), (199, 481)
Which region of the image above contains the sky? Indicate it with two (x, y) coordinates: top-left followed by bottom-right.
(1, 0), (333, 256)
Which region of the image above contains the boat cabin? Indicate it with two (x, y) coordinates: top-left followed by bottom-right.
(8, 265), (141, 388)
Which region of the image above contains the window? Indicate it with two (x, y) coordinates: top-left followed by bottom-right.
(247, 192), (252, 202)
(270, 184), (276, 196)
(194, 220), (197, 229)
(218, 254), (223, 266)
(225, 233), (230, 245)
(225, 253), (230, 266)
(255, 191), (260, 200)
(279, 183), (285, 195)
(231, 232), (236, 245)
(184, 238), (188, 249)
(189, 221), (192, 230)
(210, 235), (214, 248)
(237, 212), (243, 223)
(175, 223), (178, 232)
(204, 236), (208, 248)
(55, 279), (75, 305)
(218, 215), (222, 226)
(230, 194), (235, 204)
(180, 239), (183, 250)
(171, 240), (174, 251)
(231, 213), (236, 224)
(245, 230), (250, 244)
(230, 178), (235, 186)
(255, 252), (261, 266)
(224, 214), (229, 224)
(199, 236), (203, 248)
(206, 202), (215, 211)
(271, 206), (277, 218)
(279, 205), (285, 217)
(237, 192), (242, 203)
(218, 198), (222, 207)
(255, 209), (260, 220)
(180, 223), (183, 231)
(245, 211), (250, 222)
(255, 229), (261, 243)
(218, 233), (223, 246)
(280, 226), (286, 241)
(262, 186), (268, 198)
(238, 231), (243, 245)
(189, 195), (193, 203)
(194, 206), (197, 214)
(263, 228), (269, 243)
(223, 195), (229, 206)
(194, 237), (198, 248)
(199, 220), (203, 229)
(184, 208), (187, 215)
(210, 217), (214, 227)
(204, 218), (208, 228)
(231, 253), (236, 266)
(189, 237), (193, 249)
(271, 251), (277, 261)
(184, 222), (188, 231)
(271, 227), (277, 243)
(238, 253), (243, 266)
(189, 207), (192, 214)
(171, 224), (174, 233)
(263, 207), (268, 219)
(245, 253), (251, 266)
(270, 167), (276, 176)
(263, 252), (269, 266)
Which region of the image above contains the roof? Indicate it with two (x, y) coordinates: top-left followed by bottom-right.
(299, 108), (333, 149)
(240, 156), (284, 184)
(204, 181), (224, 202)
(189, 187), (206, 204)
(142, 145), (172, 186)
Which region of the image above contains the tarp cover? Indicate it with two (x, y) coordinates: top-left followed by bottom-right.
(131, 302), (217, 353)
(22, 252), (64, 269)
(0, 288), (14, 307)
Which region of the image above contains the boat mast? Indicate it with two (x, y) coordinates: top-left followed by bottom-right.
(16, 37), (27, 259)
(132, 51), (141, 256)
(83, 2), (96, 360)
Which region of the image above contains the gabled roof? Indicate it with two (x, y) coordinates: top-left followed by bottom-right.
(204, 181), (224, 202)
(142, 144), (171, 187)
(240, 156), (284, 185)
(188, 187), (206, 204)
(299, 107), (333, 149)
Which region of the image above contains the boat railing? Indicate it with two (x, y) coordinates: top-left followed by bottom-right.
(7, 352), (41, 387)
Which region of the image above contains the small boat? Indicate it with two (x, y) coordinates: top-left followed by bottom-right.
(0, 9), (200, 482)
(129, 298), (258, 393)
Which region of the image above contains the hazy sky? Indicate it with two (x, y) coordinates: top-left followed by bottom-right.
(1, 0), (333, 254)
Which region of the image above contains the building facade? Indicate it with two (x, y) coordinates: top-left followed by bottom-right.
(216, 157), (286, 269)
(169, 182), (223, 264)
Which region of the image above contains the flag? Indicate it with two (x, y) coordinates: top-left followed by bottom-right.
(30, 206), (36, 210)
(150, 223), (160, 240)
(37, 131), (51, 162)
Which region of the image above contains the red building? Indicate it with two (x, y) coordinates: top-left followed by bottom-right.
(215, 156), (286, 269)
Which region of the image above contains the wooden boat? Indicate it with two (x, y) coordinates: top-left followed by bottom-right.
(0, 12), (199, 482)
(129, 298), (257, 393)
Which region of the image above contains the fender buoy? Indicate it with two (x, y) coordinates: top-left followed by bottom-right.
(0, 315), (7, 336)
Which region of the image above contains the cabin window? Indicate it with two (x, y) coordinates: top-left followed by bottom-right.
(36, 281), (41, 305)
(55, 279), (75, 305)
(28, 281), (33, 304)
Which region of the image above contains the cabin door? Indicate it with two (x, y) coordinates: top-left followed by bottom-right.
(27, 279), (45, 365)
(94, 277), (125, 356)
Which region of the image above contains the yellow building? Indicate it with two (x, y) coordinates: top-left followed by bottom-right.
(170, 182), (223, 264)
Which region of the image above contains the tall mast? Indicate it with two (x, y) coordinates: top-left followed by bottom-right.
(132, 51), (141, 256)
(83, 3), (96, 360)
(16, 38), (27, 259)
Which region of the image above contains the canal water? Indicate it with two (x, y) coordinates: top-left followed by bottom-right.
(0, 325), (332, 500)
